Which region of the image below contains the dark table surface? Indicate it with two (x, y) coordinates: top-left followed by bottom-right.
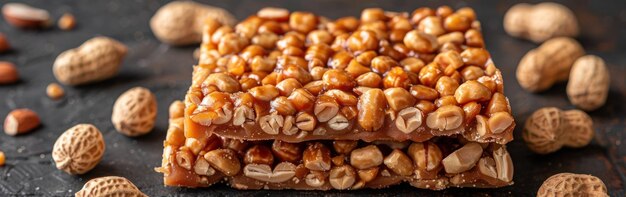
(0, 0), (625, 196)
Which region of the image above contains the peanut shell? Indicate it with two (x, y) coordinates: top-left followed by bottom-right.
(52, 124), (105, 175)
(53, 36), (127, 86)
(112, 87), (157, 137)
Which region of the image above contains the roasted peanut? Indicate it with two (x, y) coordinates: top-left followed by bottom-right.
(404, 30), (439, 53)
(322, 69), (355, 91)
(244, 145), (274, 165)
(350, 145), (383, 170)
(418, 16), (445, 36)
(0, 62), (18, 84)
(355, 72), (382, 88)
(357, 89), (387, 131)
(426, 105), (464, 131)
(408, 142), (442, 171)
(567, 55), (610, 111)
(516, 37), (584, 92)
(303, 142), (331, 171)
(272, 140), (302, 162)
(3, 108), (40, 135)
(259, 112), (284, 135)
(347, 30), (379, 52)
(454, 80), (492, 104)
(243, 162), (297, 183)
(329, 165), (356, 190)
(442, 142), (483, 174)
(523, 107), (594, 154)
(383, 149), (414, 176)
(204, 149), (241, 176)
(290, 11), (317, 33)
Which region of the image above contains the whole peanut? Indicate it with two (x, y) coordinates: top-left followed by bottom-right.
(150, 1), (236, 46)
(538, 173), (608, 197)
(523, 107), (594, 154)
(567, 55), (610, 111)
(516, 37), (584, 92)
(53, 36), (127, 86)
(504, 3), (579, 43)
(0, 61), (18, 84)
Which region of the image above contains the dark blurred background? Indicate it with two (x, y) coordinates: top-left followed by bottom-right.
(0, 0), (624, 196)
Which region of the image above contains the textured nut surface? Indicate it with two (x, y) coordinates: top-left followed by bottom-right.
(244, 145), (274, 165)
(204, 149), (241, 176)
(0, 61), (18, 84)
(243, 162), (296, 183)
(504, 3), (579, 43)
(2, 3), (51, 29)
(350, 145), (383, 170)
(52, 124), (105, 175)
(567, 55), (610, 111)
(493, 145), (514, 182)
(112, 87), (157, 137)
(538, 173), (608, 197)
(454, 80), (492, 104)
(395, 107), (423, 134)
(357, 89), (387, 131)
(477, 157), (497, 179)
(426, 105), (464, 131)
(150, 1), (236, 45)
(272, 140), (302, 162)
(523, 107), (594, 154)
(516, 37), (584, 92)
(408, 142), (442, 171)
(75, 176), (146, 197)
(259, 112), (284, 135)
(442, 142), (482, 173)
(329, 165), (356, 190)
(303, 142), (331, 171)
(383, 149), (414, 176)
(53, 36), (127, 86)
(3, 108), (40, 136)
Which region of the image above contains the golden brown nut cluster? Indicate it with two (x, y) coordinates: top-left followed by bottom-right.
(159, 6), (517, 191)
(159, 126), (514, 190)
(185, 6), (513, 145)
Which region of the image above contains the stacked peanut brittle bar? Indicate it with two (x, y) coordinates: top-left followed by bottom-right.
(157, 6), (515, 190)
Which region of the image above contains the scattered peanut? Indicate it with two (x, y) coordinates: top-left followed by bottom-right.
(1, 3), (51, 29)
(0, 151), (5, 166)
(516, 37), (584, 92)
(58, 13), (76, 30)
(504, 3), (579, 43)
(523, 107), (594, 154)
(0, 61), (19, 84)
(3, 108), (40, 136)
(150, 1), (236, 45)
(46, 83), (65, 100)
(52, 124), (105, 175)
(0, 33), (10, 53)
(53, 36), (127, 86)
(538, 173), (608, 197)
(112, 87), (157, 137)
(75, 176), (147, 197)
(567, 55), (610, 111)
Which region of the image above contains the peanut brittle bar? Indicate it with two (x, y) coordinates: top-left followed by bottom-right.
(157, 6), (517, 190)
(186, 7), (514, 144)
(158, 113), (514, 190)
